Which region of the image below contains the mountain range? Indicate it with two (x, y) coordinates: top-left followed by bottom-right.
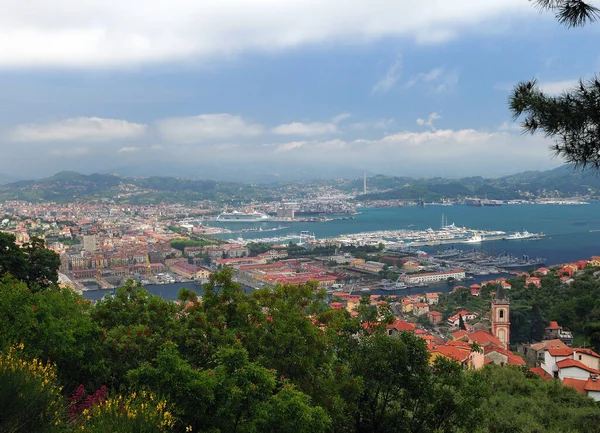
(0, 166), (598, 204)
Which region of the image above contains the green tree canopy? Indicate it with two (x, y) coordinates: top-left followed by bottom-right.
(0, 232), (60, 291)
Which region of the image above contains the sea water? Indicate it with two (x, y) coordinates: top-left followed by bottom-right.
(212, 203), (600, 266)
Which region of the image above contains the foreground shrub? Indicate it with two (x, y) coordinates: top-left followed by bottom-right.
(74, 391), (178, 432)
(0, 344), (66, 432)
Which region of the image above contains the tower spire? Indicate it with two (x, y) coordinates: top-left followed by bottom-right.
(491, 287), (510, 350)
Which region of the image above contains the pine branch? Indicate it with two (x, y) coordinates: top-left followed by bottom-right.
(509, 77), (600, 170)
(530, 0), (600, 27)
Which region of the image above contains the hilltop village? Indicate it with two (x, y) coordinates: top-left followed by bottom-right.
(327, 267), (600, 402)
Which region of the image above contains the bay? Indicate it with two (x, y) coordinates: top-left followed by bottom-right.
(83, 203), (600, 301)
(211, 203), (600, 266)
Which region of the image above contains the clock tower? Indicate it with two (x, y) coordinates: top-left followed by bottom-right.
(491, 286), (510, 350)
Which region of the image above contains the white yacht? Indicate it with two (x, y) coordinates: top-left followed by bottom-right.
(463, 233), (483, 243)
(506, 230), (539, 240)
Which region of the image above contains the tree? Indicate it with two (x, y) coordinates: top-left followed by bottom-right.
(0, 233), (60, 291)
(459, 313), (467, 331)
(347, 332), (485, 433)
(0, 276), (104, 391)
(510, 0), (600, 170)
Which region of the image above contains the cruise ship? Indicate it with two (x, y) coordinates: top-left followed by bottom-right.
(216, 211), (271, 222)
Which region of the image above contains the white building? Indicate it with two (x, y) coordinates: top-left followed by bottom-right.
(557, 359), (599, 381)
(82, 235), (98, 252)
(447, 310), (478, 327)
(540, 346), (574, 378)
(405, 269), (465, 285)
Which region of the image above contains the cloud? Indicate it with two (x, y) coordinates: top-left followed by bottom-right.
(350, 118), (395, 131)
(332, 112), (352, 124)
(272, 122), (337, 136)
(272, 113), (349, 136)
(264, 126), (558, 176)
(274, 141), (308, 152)
(0, 0), (532, 68)
(10, 117), (147, 142)
(416, 112), (442, 131)
(157, 114), (263, 143)
(117, 146), (141, 153)
(372, 55), (402, 94)
(406, 67), (459, 93)
(537, 79), (579, 95)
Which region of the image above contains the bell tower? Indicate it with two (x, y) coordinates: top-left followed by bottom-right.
(491, 286), (510, 350)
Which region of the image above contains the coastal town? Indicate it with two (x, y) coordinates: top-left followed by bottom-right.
(3, 195), (600, 402)
(6, 1), (600, 430)
(3, 190), (600, 400)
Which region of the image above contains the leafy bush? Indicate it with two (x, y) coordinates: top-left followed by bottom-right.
(0, 344), (66, 432)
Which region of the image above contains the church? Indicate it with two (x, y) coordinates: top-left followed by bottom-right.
(449, 286), (525, 367)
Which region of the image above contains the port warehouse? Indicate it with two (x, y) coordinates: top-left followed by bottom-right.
(404, 270), (466, 285)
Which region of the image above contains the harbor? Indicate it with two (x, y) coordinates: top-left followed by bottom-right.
(228, 215), (545, 249)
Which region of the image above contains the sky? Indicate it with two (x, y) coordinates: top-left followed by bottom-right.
(1, 0), (599, 181)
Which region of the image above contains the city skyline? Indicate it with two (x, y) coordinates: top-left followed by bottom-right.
(1, 1), (599, 179)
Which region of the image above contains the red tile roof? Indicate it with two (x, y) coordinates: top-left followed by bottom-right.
(585, 377), (600, 392)
(546, 321), (562, 330)
(556, 359), (600, 374)
(452, 330), (469, 340)
(386, 320), (416, 332)
(446, 340), (471, 349)
(431, 345), (470, 363)
(563, 378), (588, 394)
(573, 348), (600, 359)
(547, 347), (574, 357)
(530, 367), (552, 380)
(484, 345), (526, 365)
(531, 339), (568, 352)
(469, 330), (503, 348)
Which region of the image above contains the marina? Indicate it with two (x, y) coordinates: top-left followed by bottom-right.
(229, 218), (545, 249)
(211, 203), (600, 267)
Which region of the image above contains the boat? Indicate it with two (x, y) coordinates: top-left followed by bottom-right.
(500, 255), (546, 268)
(395, 281), (408, 290)
(432, 247), (462, 258)
(463, 233), (483, 243)
(216, 211), (271, 222)
(505, 230), (541, 240)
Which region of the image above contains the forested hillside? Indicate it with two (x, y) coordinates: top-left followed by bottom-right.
(0, 165), (598, 204)
(356, 165), (600, 201)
